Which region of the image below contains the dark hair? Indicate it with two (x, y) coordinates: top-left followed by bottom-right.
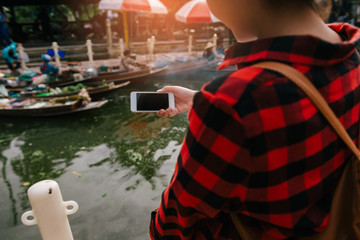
(262, 0), (316, 8)
(315, 0), (332, 20)
(263, 0), (331, 20)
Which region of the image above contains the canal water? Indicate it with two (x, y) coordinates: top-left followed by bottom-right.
(0, 69), (230, 240)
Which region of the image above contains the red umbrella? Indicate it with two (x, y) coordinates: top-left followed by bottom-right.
(175, 0), (220, 23)
(99, 0), (168, 46)
(99, 0), (168, 14)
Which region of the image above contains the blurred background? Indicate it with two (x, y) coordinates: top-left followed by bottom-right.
(0, 0), (358, 46)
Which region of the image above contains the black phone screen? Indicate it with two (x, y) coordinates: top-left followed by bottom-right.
(136, 93), (169, 111)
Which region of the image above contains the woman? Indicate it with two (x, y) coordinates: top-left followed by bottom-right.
(150, 0), (360, 239)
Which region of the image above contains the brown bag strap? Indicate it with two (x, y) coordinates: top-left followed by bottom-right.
(230, 213), (256, 240)
(253, 61), (360, 160)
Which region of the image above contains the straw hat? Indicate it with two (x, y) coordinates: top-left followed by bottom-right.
(204, 42), (215, 50)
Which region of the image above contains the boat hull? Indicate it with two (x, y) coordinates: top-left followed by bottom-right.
(0, 100), (108, 117)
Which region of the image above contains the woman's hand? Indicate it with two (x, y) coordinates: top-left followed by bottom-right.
(156, 86), (198, 117)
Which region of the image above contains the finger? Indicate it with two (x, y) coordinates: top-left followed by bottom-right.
(156, 109), (165, 117)
(159, 109), (173, 118)
(160, 108), (173, 118)
(162, 109), (171, 117)
(157, 87), (167, 93)
(167, 108), (177, 117)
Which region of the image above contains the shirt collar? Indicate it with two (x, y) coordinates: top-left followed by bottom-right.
(218, 23), (360, 70)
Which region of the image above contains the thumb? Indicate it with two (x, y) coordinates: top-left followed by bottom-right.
(157, 88), (165, 93)
(157, 86), (171, 93)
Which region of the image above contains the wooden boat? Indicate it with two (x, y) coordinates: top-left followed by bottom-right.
(14, 81), (130, 101)
(82, 81), (130, 100)
(66, 61), (127, 77)
(98, 68), (127, 77)
(156, 58), (221, 77)
(48, 76), (92, 88)
(84, 66), (168, 86)
(0, 98), (108, 117)
(49, 66), (166, 88)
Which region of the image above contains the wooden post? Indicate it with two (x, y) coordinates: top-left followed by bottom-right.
(52, 42), (61, 68)
(119, 38), (124, 57)
(151, 35), (155, 61)
(212, 34), (218, 53)
(17, 43), (27, 69)
(86, 39), (94, 66)
(106, 17), (112, 54)
(146, 38), (152, 62)
(188, 35), (193, 55)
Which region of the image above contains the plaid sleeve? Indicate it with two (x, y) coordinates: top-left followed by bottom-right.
(150, 75), (249, 239)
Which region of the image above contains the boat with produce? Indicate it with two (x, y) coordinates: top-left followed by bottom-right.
(48, 67), (149, 87)
(65, 61), (128, 77)
(10, 81), (130, 101)
(0, 69), (38, 89)
(0, 91), (108, 117)
(47, 75), (92, 88)
(1, 69), (92, 89)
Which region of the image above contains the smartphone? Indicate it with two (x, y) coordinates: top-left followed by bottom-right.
(130, 91), (175, 112)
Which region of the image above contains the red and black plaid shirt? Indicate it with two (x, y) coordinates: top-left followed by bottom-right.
(150, 23), (360, 240)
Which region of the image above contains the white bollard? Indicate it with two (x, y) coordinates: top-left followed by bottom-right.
(17, 43), (27, 69)
(147, 38), (152, 62)
(119, 38), (124, 57)
(212, 34), (218, 53)
(52, 42), (61, 68)
(150, 35), (156, 62)
(106, 16), (112, 53)
(86, 39), (94, 67)
(188, 35), (193, 55)
(21, 180), (79, 240)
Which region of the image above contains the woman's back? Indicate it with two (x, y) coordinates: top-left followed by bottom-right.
(150, 1), (360, 239)
(195, 23), (360, 239)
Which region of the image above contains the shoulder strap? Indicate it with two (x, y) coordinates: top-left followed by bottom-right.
(253, 61), (360, 160)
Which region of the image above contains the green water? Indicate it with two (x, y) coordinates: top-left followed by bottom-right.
(0, 70), (228, 240)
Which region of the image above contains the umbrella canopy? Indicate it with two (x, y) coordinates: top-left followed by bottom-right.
(99, 0), (168, 14)
(175, 0), (220, 23)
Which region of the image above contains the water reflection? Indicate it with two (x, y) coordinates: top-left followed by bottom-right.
(0, 70), (220, 239)
(1, 138), (24, 225)
(104, 112), (187, 189)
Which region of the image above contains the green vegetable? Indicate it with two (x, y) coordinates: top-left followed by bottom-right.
(36, 92), (51, 97)
(61, 84), (88, 93)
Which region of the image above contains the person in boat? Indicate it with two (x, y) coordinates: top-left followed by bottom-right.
(39, 54), (59, 82)
(150, 0), (360, 239)
(121, 48), (147, 72)
(202, 41), (216, 61)
(1, 42), (20, 74)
